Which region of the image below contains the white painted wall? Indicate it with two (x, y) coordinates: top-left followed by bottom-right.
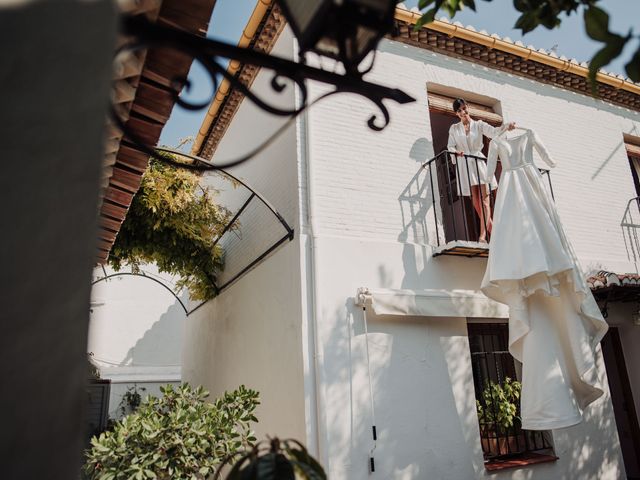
(183, 27), (307, 442)
(89, 266), (184, 416)
(183, 244), (306, 441)
(184, 24), (640, 479)
(200, 26), (299, 287)
(300, 36), (637, 478)
(305, 38), (640, 273)
(304, 236), (623, 479)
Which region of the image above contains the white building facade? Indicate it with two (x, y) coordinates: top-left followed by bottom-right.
(184, 4), (640, 479)
(89, 266), (185, 418)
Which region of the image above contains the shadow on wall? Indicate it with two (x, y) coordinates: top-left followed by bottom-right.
(398, 137), (443, 245)
(319, 299), (478, 479)
(551, 383), (624, 480)
(320, 298), (623, 479)
(400, 241), (488, 291)
(120, 299), (185, 367)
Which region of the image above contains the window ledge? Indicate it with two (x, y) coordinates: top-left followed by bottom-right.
(485, 452), (558, 472)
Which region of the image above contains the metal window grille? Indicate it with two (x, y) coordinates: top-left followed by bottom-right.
(467, 323), (554, 461)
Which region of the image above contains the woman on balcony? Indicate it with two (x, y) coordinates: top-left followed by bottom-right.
(447, 98), (515, 243)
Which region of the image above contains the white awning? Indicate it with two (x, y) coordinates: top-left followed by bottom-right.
(355, 287), (508, 318)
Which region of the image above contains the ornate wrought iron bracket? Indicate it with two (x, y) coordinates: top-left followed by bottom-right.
(115, 14), (415, 167)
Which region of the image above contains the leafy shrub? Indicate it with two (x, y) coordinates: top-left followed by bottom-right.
(109, 155), (231, 301)
(84, 384), (259, 480)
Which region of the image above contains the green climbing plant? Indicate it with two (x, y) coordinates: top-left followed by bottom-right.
(108, 150), (231, 301)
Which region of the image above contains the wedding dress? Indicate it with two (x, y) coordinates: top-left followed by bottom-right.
(481, 129), (609, 430)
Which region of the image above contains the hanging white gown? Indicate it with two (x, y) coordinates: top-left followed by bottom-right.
(481, 129), (609, 430)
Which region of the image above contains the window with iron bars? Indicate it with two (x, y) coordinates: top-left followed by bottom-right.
(467, 322), (556, 468)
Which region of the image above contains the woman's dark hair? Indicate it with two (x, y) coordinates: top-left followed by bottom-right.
(452, 98), (466, 112)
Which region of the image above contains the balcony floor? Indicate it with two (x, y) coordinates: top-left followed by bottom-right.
(433, 240), (489, 258)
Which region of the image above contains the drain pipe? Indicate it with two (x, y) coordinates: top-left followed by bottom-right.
(362, 304), (378, 473)
(296, 55), (330, 468)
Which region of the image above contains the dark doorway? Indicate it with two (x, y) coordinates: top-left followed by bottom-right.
(601, 327), (640, 479)
(428, 111), (499, 243)
(429, 110), (470, 242)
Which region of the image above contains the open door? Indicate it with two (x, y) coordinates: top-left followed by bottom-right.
(427, 91), (501, 243)
(601, 327), (640, 479)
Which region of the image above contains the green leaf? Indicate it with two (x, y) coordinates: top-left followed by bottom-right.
(254, 453), (295, 480)
(513, 0), (529, 13)
(414, 7), (438, 30)
(625, 46), (640, 82)
(588, 34), (627, 91)
(288, 450), (327, 480)
(462, 0), (476, 12)
(514, 10), (539, 34)
(418, 0), (436, 9)
(584, 5), (611, 42)
(443, 0), (462, 17)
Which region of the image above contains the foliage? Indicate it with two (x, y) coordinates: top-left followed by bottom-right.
(118, 385), (147, 417)
(476, 377), (522, 434)
(414, 0), (640, 85)
(215, 438), (326, 480)
(108, 153), (231, 301)
(84, 384), (259, 480)
(87, 352), (101, 380)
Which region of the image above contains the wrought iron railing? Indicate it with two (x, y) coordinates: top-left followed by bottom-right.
(622, 197), (640, 266)
(469, 323), (554, 461)
(421, 151), (554, 248)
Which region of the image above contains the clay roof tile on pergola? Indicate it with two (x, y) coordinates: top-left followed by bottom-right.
(96, 0), (217, 264)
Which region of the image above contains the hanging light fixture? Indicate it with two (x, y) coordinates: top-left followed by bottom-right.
(277, 0), (397, 73)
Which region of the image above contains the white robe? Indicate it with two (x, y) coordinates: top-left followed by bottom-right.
(481, 129), (609, 430)
(446, 119), (505, 196)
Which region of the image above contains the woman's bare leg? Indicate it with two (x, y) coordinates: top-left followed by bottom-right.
(482, 185), (493, 236)
(471, 185), (491, 242)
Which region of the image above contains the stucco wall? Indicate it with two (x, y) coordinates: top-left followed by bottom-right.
(182, 23), (638, 478)
(89, 266), (185, 415)
(301, 36), (634, 478)
(182, 243), (306, 442)
(183, 27), (306, 442)
(200, 27), (299, 287)
(306, 236), (622, 479)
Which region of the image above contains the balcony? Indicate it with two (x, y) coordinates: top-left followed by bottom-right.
(419, 151), (554, 257)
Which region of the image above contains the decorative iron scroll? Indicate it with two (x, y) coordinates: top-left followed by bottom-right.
(113, 14), (415, 169)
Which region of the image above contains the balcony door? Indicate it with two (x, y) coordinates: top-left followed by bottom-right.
(601, 327), (640, 479)
(427, 91), (501, 243)
(627, 140), (640, 196)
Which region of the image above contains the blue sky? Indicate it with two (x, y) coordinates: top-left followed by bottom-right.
(159, 0), (639, 148)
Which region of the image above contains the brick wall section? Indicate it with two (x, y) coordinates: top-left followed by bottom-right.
(305, 38), (640, 273)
